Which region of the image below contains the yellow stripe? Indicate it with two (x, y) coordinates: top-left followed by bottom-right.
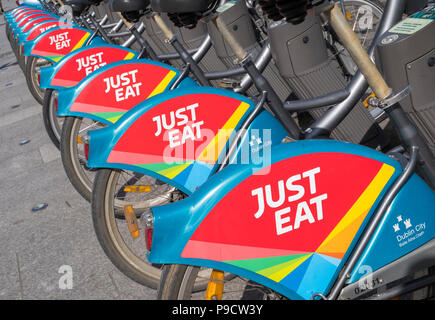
(106, 115), (123, 123)
(123, 52), (135, 60)
(258, 254), (312, 282)
(196, 101), (250, 164)
(316, 163), (395, 255)
(158, 162), (193, 179)
(51, 56), (63, 62)
(146, 70), (177, 99)
(71, 33), (90, 52)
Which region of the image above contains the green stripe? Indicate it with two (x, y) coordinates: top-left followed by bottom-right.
(136, 161), (192, 172)
(46, 55), (63, 61)
(257, 254), (312, 278)
(226, 254), (311, 273)
(92, 112), (125, 122)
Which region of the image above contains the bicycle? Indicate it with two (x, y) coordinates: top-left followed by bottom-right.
(148, 0), (435, 300)
(85, 0), (411, 291)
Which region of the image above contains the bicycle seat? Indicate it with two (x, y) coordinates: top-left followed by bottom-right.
(258, 0), (309, 25)
(151, 0), (214, 14)
(109, 0), (150, 13)
(64, 0), (91, 15)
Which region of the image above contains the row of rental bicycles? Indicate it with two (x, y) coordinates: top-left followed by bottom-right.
(4, 0), (435, 300)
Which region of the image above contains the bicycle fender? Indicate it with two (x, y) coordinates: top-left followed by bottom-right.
(17, 0), (44, 10)
(12, 8), (45, 21)
(17, 12), (55, 29)
(16, 15), (59, 43)
(87, 87), (259, 194)
(20, 16), (58, 33)
(23, 26), (99, 63)
(6, 6), (34, 20)
(6, 6), (44, 23)
(23, 20), (74, 44)
(8, 6), (36, 16)
(148, 140), (403, 299)
(40, 45), (137, 89)
(5, 7), (24, 21)
(10, 9), (47, 28)
(56, 59), (195, 123)
(6, 7), (43, 28)
(9, 9), (49, 37)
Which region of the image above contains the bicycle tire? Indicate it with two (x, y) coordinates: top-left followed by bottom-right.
(92, 168), (177, 288)
(17, 44), (26, 71)
(92, 168), (218, 290)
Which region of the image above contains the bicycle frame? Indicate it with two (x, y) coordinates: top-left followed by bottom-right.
(16, 16), (62, 44)
(18, 18), (74, 45)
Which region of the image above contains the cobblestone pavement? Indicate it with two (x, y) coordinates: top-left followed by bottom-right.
(0, 11), (156, 300)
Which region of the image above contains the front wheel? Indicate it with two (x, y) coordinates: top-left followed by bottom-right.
(91, 168), (222, 290)
(91, 168), (180, 288)
(60, 116), (104, 201)
(17, 43), (26, 71)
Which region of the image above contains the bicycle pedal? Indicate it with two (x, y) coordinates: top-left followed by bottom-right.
(123, 205), (140, 239)
(123, 185), (151, 193)
(205, 270), (225, 300)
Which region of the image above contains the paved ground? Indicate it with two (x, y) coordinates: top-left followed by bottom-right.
(0, 12), (156, 300)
